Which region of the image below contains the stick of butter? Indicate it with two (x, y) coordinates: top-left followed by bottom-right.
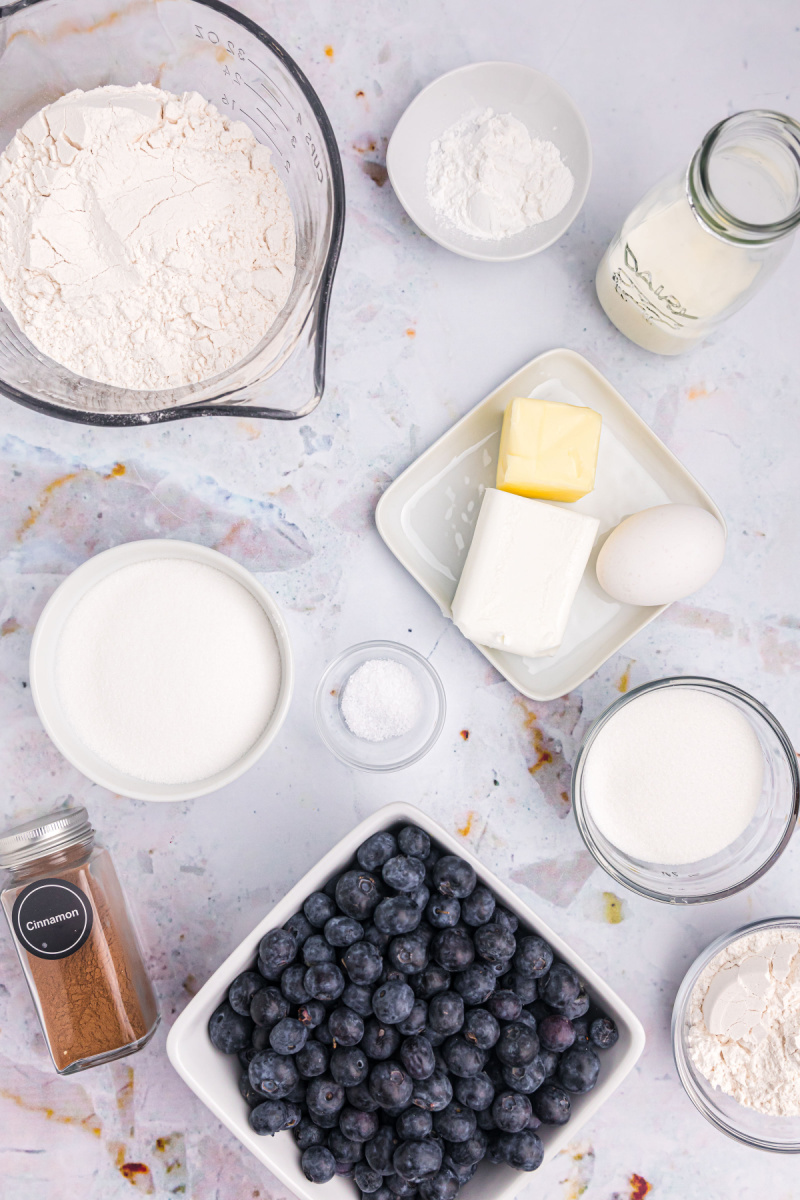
(451, 489), (599, 658)
(497, 395), (602, 502)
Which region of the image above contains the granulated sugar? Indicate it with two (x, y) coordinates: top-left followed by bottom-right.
(583, 687), (763, 864)
(56, 558), (281, 783)
(341, 659), (422, 742)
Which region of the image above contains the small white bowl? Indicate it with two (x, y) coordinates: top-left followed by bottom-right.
(314, 640), (445, 771)
(386, 61), (591, 261)
(167, 802), (645, 1200)
(29, 540), (294, 802)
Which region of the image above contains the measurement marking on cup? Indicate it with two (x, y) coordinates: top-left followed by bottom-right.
(256, 94), (289, 131)
(239, 108), (281, 156)
(247, 59), (294, 111)
(255, 106), (278, 132)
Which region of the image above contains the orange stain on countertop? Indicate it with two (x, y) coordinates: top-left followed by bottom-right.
(457, 811), (478, 838)
(8, 1), (151, 46)
(527, 724), (553, 775)
(617, 662), (633, 692)
(629, 1175), (652, 1199)
(687, 385), (708, 400)
(17, 463), (125, 539)
(324, 45), (334, 58)
(0, 1087), (101, 1136)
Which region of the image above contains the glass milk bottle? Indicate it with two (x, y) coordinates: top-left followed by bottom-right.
(596, 110), (800, 354)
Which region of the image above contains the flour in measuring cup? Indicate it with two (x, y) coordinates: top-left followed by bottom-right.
(0, 84), (295, 389)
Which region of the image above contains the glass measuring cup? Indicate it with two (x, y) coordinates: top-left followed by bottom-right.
(0, 0), (345, 424)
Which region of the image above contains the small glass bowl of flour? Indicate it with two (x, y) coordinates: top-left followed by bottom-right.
(314, 642), (445, 771)
(673, 917), (800, 1150)
(572, 677), (799, 904)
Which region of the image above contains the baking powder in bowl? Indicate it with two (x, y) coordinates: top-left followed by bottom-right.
(583, 688), (763, 864)
(55, 559), (282, 784)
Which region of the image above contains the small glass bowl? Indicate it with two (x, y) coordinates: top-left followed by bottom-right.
(571, 677), (799, 903)
(672, 917), (800, 1151)
(314, 641), (446, 772)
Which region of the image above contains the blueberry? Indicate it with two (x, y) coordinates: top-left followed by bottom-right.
(539, 1049), (559, 1078)
(431, 927), (474, 972)
(249, 1050), (299, 1099)
(315, 1019), (333, 1046)
(369, 1060), (413, 1108)
(355, 1162), (385, 1194)
(330, 1046), (370, 1087)
(365, 1125), (400, 1174)
(460, 886), (496, 927)
(504, 970), (538, 1004)
(412, 964), (452, 999)
(558, 1044), (601, 1093)
(433, 856), (476, 899)
(283, 911), (315, 948)
(374, 895), (422, 936)
(387, 1174), (419, 1196)
(427, 991), (464, 1036)
(590, 1016), (619, 1049)
(441, 1035), (485, 1078)
(250, 1098), (290, 1135)
(284, 1080), (307, 1107)
(336, 870), (383, 920)
(393, 1138), (443, 1182)
(293, 1116), (327, 1150)
(238, 1044), (259, 1069)
(396, 1106), (433, 1140)
(425, 895), (461, 929)
(452, 963), (496, 1006)
(453, 1071), (495, 1111)
(301, 1145), (336, 1183)
(397, 825), (431, 859)
(486, 990), (522, 1022)
(560, 988), (591, 1019)
(258, 928), (297, 979)
(446, 1129), (487, 1166)
(343, 940), (384, 986)
(342, 983), (374, 1017)
(363, 923), (392, 954)
(340, 1105), (381, 1142)
(492, 1090), (532, 1133)
(475, 1107), (497, 1131)
(329, 1006), (365, 1046)
(297, 999), (326, 1029)
(409, 883), (432, 912)
(496, 1022), (539, 1068)
(571, 1016), (590, 1043)
(305, 963), (345, 1002)
(531, 1082), (571, 1124)
(325, 914), (365, 947)
(228, 971), (264, 1017)
(460, 1006), (499, 1050)
(444, 1157), (478, 1186)
(383, 854), (426, 892)
(493, 907), (519, 934)
(304, 891), (337, 928)
(411, 1069), (453, 1111)
(539, 1013), (575, 1053)
(302, 933), (336, 966)
(502, 1056), (547, 1095)
(239, 1071), (264, 1108)
(357, 831), (398, 871)
(398, 999), (428, 1037)
(433, 1100), (476, 1143)
(334, 1161), (354, 1177)
(296, 1040), (329, 1078)
(361, 1018), (401, 1060)
(208, 1002), (253, 1053)
(539, 962), (581, 1011)
(280, 964), (310, 1005)
(419, 1165), (461, 1200)
(306, 1075), (346, 1119)
(269, 1017), (308, 1055)
(388, 931), (429, 975)
(494, 1128), (544, 1171)
(515, 1009), (538, 1032)
(513, 936), (554, 979)
(328, 1126), (362, 1163)
(347, 1081), (382, 1113)
(372, 980), (416, 1026)
(251, 1025), (270, 1051)
(399, 1033), (436, 1080)
(474, 923), (516, 965)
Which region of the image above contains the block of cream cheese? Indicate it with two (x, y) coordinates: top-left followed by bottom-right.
(451, 489), (599, 657)
(496, 395), (602, 502)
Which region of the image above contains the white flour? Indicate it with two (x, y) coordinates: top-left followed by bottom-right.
(0, 84), (295, 390)
(687, 928), (800, 1116)
(426, 108), (574, 240)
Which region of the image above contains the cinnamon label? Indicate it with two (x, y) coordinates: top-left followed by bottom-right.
(11, 877), (93, 960)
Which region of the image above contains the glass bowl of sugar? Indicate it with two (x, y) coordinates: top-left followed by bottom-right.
(571, 677), (799, 904)
(314, 641), (446, 771)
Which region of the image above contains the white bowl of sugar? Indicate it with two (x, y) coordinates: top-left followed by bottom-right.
(30, 540), (293, 802)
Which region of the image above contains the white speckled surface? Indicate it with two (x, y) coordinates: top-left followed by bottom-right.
(0, 1), (799, 1197)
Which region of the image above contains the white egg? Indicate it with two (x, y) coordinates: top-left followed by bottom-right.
(596, 504), (726, 606)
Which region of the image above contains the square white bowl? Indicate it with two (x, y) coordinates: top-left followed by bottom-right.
(375, 348), (724, 701)
(167, 802), (645, 1200)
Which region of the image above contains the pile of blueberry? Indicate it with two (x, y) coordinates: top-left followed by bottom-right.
(208, 824), (619, 1200)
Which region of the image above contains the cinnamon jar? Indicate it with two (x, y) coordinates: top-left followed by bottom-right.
(0, 806), (159, 1074)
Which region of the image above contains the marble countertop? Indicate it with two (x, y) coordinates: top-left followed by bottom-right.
(1, 1), (799, 1197)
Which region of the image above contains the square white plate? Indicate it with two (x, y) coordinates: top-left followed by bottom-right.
(167, 802), (645, 1200)
(375, 348), (724, 700)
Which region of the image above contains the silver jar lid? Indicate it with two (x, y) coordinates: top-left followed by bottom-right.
(0, 807), (94, 869)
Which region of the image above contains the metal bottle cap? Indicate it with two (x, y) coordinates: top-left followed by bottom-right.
(0, 807), (94, 869)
